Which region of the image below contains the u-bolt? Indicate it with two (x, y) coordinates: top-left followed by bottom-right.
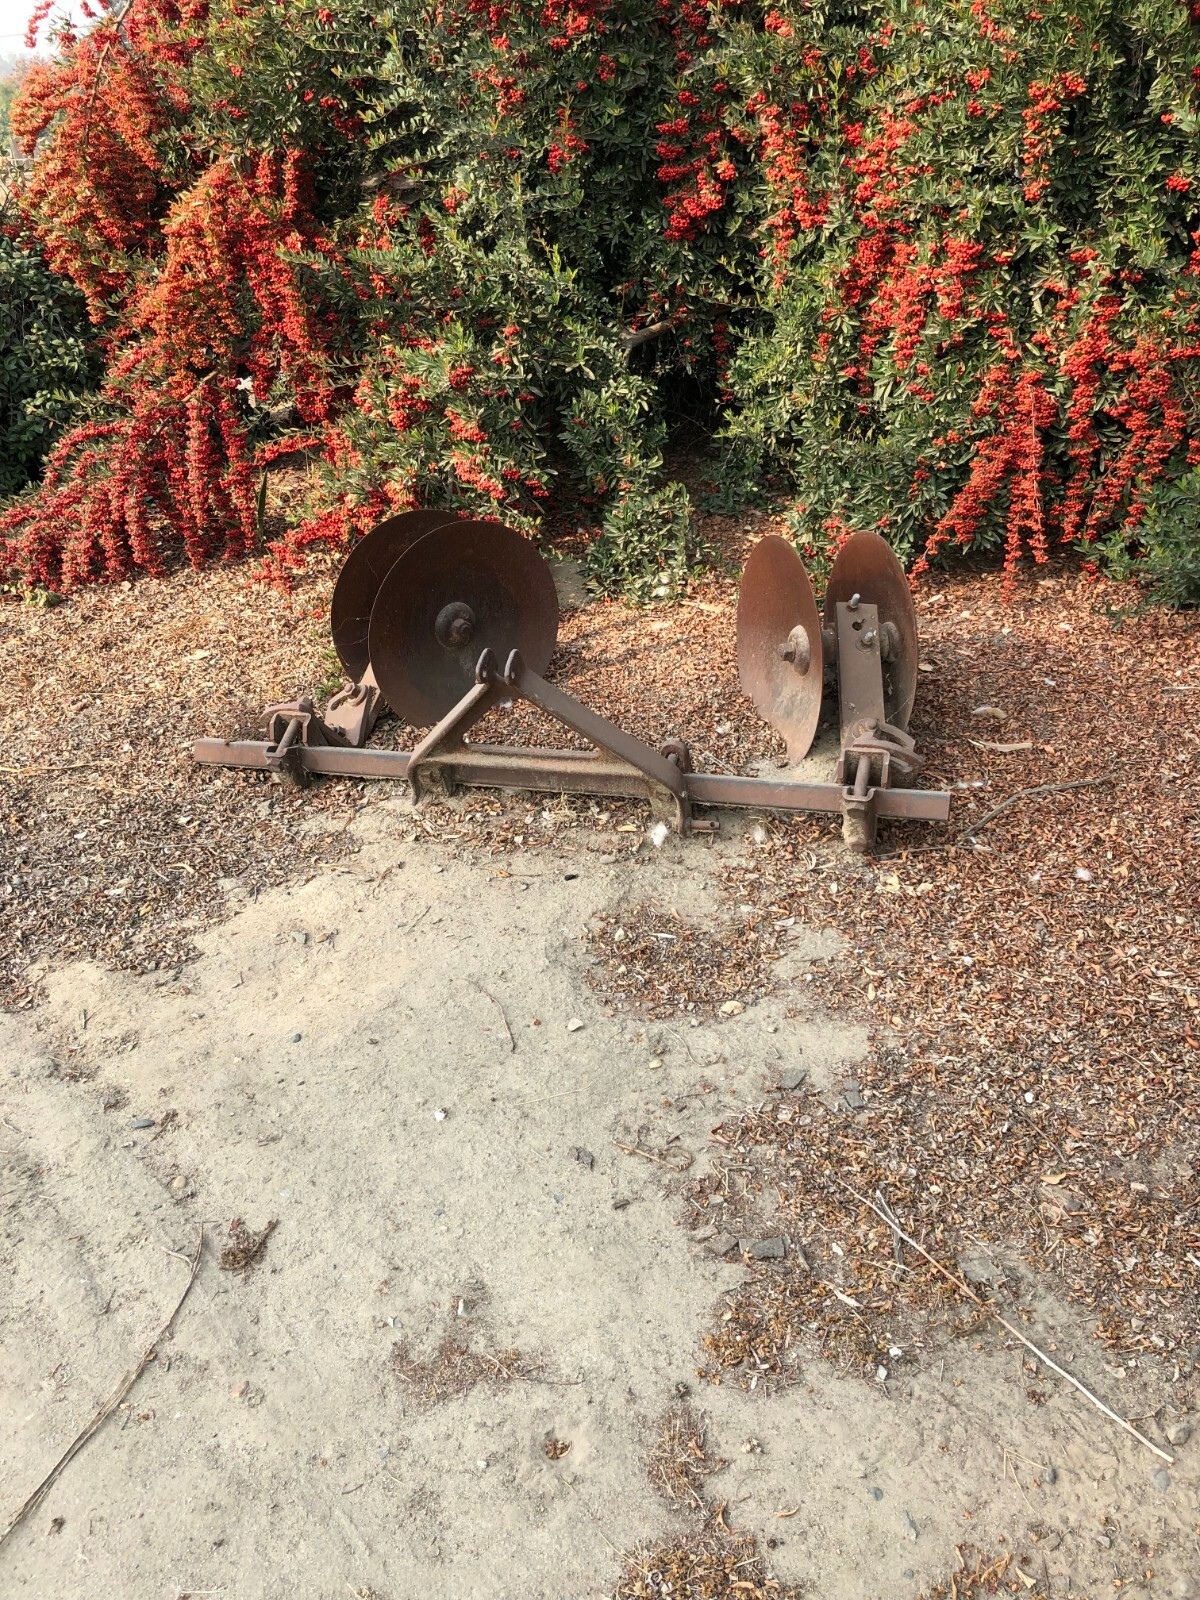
(274, 715), (303, 757)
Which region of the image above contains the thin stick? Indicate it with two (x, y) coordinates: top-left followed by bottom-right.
(959, 776), (1111, 840)
(0, 762), (100, 777)
(473, 984), (515, 1053)
(0, 1225), (204, 1546)
(613, 1140), (693, 1172)
(834, 1179), (1172, 1464)
(873, 1187), (905, 1265)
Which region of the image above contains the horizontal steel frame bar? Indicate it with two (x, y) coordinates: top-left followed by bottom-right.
(192, 738), (950, 823)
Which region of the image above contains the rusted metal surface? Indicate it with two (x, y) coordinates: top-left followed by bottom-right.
(736, 534), (824, 762)
(832, 599), (887, 746)
(368, 519), (559, 726)
(330, 510), (462, 680)
(321, 667), (386, 748)
(193, 521), (949, 852)
(501, 649), (689, 829)
(823, 531), (918, 730)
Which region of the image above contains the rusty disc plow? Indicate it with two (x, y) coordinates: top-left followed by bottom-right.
(194, 515), (948, 850)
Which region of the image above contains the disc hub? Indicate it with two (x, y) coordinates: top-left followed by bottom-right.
(777, 625), (813, 674)
(435, 602), (477, 651)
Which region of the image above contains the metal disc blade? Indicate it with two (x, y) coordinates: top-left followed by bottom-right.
(368, 520), (560, 727)
(331, 509), (464, 680)
(737, 535), (824, 763)
(823, 532), (918, 730)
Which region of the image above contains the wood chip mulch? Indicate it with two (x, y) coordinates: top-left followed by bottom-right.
(586, 901), (785, 1019)
(681, 566), (1199, 1377)
(919, 1547), (1059, 1599)
(612, 1524), (802, 1600)
(646, 1403), (728, 1509)
(0, 559), (361, 1008)
(390, 1336), (540, 1407)
(218, 1216), (278, 1276)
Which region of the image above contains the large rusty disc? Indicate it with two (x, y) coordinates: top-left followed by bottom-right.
(822, 531), (918, 730)
(331, 509), (464, 680)
(737, 535), (824, 763)
(368, 519), (559, 727)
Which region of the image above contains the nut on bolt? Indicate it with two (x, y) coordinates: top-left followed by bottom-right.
(777, 625), (812, 674)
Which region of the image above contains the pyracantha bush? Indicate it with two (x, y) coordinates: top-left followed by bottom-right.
(713, 0), (1200, 597)
(4, 0), (1200, 603)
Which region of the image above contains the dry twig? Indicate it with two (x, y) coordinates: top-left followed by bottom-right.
(473, 983), (515, 1052)
(0, 1225), (204, 1547)
(835, 1179), (1173, 1464)
(957, 776), (1112, 839)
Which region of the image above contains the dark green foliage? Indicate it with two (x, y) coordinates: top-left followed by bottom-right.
(0, 214), (97, 496)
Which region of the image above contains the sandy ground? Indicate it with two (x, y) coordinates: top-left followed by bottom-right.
(2, 789), (1198, 1599)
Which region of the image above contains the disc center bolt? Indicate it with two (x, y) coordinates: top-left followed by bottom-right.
(776, 625), (812, 674)
(435, 601), (477, 650)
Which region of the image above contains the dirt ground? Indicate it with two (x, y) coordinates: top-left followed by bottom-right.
(1, 532), (1198, 1599)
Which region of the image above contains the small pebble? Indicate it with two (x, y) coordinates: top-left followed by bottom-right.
(129, 1117), (155, 1130)
(749, 1236), (786, 1261)
(433, 1108), (447, 1121)
(1153, 1468), (1172, 1491)
(1045, 1465), (1057, 1484)
(570, 1146), (595, 1170)
(566, 1018), (584, 1033)
(780, 1069), (806, 1091)
(903, 1512), (918, 1542)
(1166, 1420), (1192, 1446)
(290, 1032), (301, 1043)
(869, 1487), (884, 1502)
(171, 1175), (186, 1192)
(648, 1057), (663, 1070)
